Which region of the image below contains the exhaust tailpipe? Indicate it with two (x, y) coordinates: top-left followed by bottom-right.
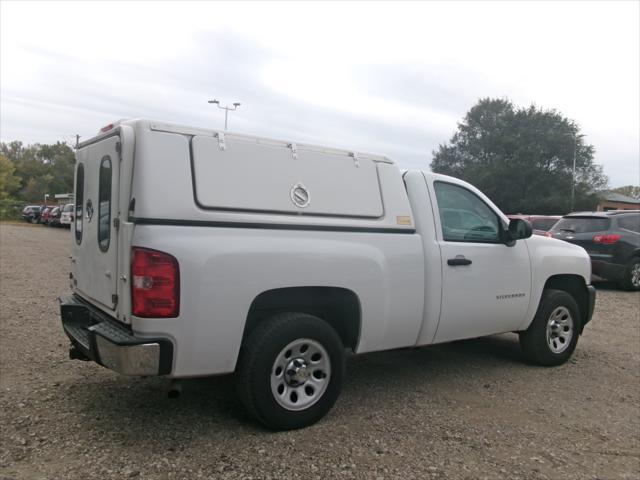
(168, 380), (182, 399)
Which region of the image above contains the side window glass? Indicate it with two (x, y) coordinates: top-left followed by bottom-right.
(98, 156), (112, 252)
(619, 215), (640, 233)
(75, 164), (84, 244)
(434, 181), (500, 243)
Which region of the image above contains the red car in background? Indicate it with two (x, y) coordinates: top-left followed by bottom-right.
(507, 215), (562, 236)
(40, 206), (54, 225)
(40, 205), (62, 227)
(48, 206), (61, 227)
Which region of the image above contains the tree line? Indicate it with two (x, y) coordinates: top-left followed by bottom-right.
(0, 141), (75, 203)
(0, 98), (637, 215)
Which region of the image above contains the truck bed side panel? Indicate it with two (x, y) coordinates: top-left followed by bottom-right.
(130, 225), (424, 377)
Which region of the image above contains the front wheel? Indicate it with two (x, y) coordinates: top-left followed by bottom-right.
(236, 312), (345, 430)
(519, 289), (581, 366)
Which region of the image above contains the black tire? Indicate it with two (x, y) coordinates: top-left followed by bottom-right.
(619, 257), (640, 291)
(519, 289), (581, 366)
(236, 312), (345, 430)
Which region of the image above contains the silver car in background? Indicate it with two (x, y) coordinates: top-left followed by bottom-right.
(59, 203), (74, 228)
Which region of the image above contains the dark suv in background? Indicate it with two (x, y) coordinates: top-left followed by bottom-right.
(546, 210), (640, 290)
(21, 205), (41, 223)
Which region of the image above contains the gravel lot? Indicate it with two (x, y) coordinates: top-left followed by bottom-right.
(1, 223), (639, 480)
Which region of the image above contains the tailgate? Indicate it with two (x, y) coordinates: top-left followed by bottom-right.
(72, 135), (120, 311)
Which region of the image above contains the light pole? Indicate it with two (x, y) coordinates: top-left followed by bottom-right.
(208, 99), (241, 130)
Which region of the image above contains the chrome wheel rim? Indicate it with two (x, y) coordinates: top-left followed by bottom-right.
(270, 338), (331, 411)
(546, 306), (574, 354)
(631, 263), (640, 288)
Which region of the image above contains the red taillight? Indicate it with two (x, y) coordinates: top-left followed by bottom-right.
(593, 234), (620, 244)
(131, 247), (180, 318)
(100, 123), (114, 133)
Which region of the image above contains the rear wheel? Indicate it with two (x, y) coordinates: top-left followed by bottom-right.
(519, 289), (581, 366)
(620, 257), (640, 291)
(236, 312), (345, 430)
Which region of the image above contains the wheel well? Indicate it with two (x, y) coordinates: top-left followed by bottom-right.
(543, 275), (588, 329)
(243, 287), (361, 351)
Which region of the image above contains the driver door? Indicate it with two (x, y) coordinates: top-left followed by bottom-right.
(429, 179), (531, 343)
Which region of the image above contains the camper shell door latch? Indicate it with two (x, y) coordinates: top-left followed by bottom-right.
(289, 143), (298, 160)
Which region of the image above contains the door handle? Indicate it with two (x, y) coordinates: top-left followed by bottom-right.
(447, 256), (472, 266)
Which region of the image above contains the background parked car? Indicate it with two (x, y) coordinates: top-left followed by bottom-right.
(546, 210), (640, 290)
(40, 207), (54, 225)
(508, 214), (561, 235)
(38, 205), (48, 223)
(59, 203), (74, 228)
(48, 206), (61, 227)
(21, 206), (41, 223)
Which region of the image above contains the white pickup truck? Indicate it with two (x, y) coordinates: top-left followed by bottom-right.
(60, 119), (595, 430)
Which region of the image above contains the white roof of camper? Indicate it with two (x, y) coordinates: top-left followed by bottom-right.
(100, 118), (414, 231)
(118, 118), (395, 165)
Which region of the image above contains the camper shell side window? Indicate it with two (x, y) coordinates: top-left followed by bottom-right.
(75, 163), (84, 244)
(98, 156), (112, 252)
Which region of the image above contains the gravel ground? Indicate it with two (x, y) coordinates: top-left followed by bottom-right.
(1, 223), (639, 480)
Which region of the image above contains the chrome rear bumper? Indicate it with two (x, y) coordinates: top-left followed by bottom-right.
(59, 294), (173, 376)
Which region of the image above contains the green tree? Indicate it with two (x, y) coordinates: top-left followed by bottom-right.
(430, 98), (608, 214)
(21, 178), (41, 202)
(0, 140), (75, 202)
(0, 154), (21, 199)
(611, 185), (640, 199)
(0, 141), (28, 163)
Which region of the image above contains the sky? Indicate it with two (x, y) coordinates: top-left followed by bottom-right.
(1, 1), (638, 188)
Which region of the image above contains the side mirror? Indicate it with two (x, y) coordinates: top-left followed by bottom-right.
(505, 218), (532, 245)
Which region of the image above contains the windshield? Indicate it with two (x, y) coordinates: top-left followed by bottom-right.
(63, 204), (74, 212)
(551, 217), (610, 233)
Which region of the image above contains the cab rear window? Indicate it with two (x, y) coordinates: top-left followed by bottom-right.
(552, 217), (610, 233)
